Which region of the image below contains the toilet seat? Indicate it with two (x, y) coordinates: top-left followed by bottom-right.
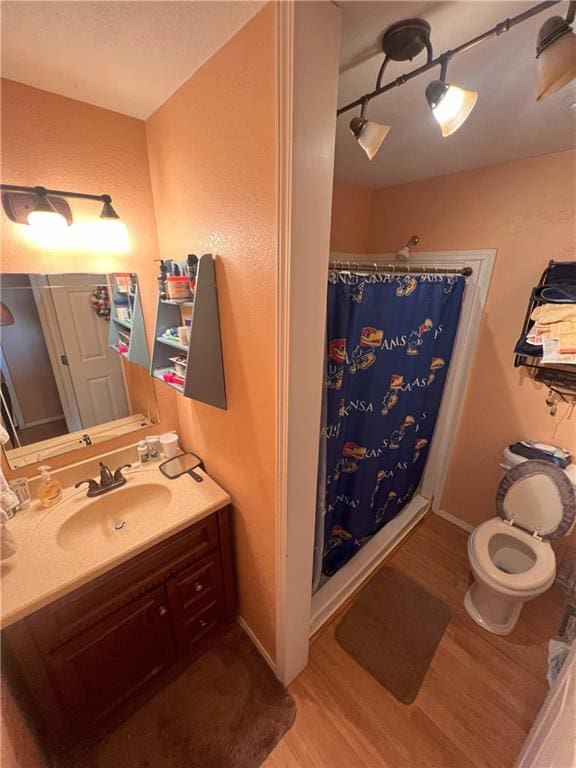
(468, 518), (556, 594)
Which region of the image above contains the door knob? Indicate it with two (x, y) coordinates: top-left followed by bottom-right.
(159, 606), (168, 617)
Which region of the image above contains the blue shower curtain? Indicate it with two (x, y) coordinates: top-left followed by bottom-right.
(321, 270), (466, 576)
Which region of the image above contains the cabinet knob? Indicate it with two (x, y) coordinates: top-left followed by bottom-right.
(194, 582), (203, 593)
(199, 619), (207, 629)
(159, 606), (168, 617)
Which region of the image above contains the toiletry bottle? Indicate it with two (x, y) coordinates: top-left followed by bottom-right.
(138, 440), (149, 464)
(187, 254), (198, 297)
(37, 465), (62, 508)
(154, 260), (168, 300)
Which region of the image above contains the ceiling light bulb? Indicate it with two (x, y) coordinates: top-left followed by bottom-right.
(425, 80), (478, 137)
(536, 16), (576, 100)
(350, 116), (391, 161)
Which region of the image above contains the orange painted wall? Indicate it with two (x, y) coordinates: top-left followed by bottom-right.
(0, 79), (179, 478)
(330, 179), (373, 253)
(146, 5), (277, 655)
(358, 150), (575, 528)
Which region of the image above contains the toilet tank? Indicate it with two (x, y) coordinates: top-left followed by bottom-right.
(500, 444), (576, 488)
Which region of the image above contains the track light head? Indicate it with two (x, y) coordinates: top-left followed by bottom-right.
(349, 114), (390, 161)
(536, 14), (576, 100)
(425, 80), (478, 137)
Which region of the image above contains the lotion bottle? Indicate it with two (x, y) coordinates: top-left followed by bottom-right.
(37, 465), (62, 508)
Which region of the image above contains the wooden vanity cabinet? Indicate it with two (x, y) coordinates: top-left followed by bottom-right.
(2, 506), (237, 752)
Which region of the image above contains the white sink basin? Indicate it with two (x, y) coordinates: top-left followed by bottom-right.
(55, 483), (173, 552)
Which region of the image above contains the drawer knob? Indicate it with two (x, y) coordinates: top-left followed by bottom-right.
(194, 583), (203, 593)
(159, 606), (168, 617)
(199, 619), (207, 629)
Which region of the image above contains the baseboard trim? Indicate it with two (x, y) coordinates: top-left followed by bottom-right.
(237, 616), (277, 675)
(434, 508), (474, 533)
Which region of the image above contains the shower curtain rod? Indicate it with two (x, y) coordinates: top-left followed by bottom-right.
(330, 260), (473, 277)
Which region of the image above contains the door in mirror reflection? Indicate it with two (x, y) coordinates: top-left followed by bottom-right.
(0, 272), (157, 467)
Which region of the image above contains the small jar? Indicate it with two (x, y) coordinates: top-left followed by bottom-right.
(138, 440), (149, 464)
(146, 436), (160, 459)
(166, 276), (190, 300)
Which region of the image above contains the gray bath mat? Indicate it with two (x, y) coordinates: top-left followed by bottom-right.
(335, 567), (451, 704)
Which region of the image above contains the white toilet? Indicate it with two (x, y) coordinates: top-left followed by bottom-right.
(465, 451), (576, 636)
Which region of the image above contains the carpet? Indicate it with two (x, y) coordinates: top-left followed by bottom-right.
(52, 624), (295, 768)
(335, 567), (451, 704)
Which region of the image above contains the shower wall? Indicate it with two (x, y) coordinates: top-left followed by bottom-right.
(331, 149), (576, 533)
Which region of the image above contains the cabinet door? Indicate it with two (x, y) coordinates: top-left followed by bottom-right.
(46, 586), (174, 731)
(167, 553), (225, 655)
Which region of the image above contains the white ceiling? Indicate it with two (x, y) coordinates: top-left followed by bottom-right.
(335, 1), (576, 187)
(1, 1), (264, 119)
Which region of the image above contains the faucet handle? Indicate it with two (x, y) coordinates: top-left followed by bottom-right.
(99, 462), (114, 487)
(113, 464), (131, 482)
(75, 479), (99, 495)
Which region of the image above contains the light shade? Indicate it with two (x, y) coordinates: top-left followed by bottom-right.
(425, 80), (478, 137)
(95, 218), (130, 253)
(536, 16), (576, 100)
(350, 116), (391, 161)
(27, 193), (68, 245)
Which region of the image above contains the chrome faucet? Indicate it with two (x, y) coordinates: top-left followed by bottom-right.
(75, 462), (131, 498)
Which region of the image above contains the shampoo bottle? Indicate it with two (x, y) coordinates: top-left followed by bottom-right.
(154, 260), (168, 300)
(37, 465), (62, 508)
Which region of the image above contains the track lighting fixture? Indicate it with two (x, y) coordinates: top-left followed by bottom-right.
(349, 101), (391, 161)
(536, 2), (576, 99)
(0, 184), (130, 253)
(338, 1), (575, 159)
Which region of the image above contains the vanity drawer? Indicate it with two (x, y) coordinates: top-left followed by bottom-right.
(168, 595), (225, 656)
(166, 552), (223, 614)
(167, 553), (226, 654)
(27, 515), (220, 653)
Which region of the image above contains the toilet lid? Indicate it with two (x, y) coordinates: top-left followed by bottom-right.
(496, 460), (576, 540)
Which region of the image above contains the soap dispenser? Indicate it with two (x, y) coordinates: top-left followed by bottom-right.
(37, 465), (62, 508)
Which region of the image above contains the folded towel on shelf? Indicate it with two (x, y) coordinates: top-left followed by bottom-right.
(541, 338), (576, 364)
(532, 303), (576, 325)
(528, 304), (576, 360)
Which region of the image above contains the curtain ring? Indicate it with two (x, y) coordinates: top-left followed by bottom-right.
(346, 261), (351, 271)
(373, 263), (378, 273)
(391, 264), (395, 275)
(353, 261), (359, 272)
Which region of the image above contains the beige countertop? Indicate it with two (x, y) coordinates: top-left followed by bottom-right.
(0, 463), (230, 628)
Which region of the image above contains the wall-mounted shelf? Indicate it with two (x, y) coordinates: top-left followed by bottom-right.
(150, 254), (226, 409)
(514, 260), (576, 393)
(107, 274), (150, 369)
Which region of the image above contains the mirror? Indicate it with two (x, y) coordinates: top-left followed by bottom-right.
(159, 453), (203, 482)
(0, 272), (158, 468)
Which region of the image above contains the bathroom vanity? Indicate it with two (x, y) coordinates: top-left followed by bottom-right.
(1, 458), (236, 752)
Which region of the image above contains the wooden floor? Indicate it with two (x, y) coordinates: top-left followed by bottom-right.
(264, 514), (566, 768)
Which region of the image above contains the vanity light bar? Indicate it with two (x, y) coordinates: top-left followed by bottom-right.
(0, 184), (121, 225)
